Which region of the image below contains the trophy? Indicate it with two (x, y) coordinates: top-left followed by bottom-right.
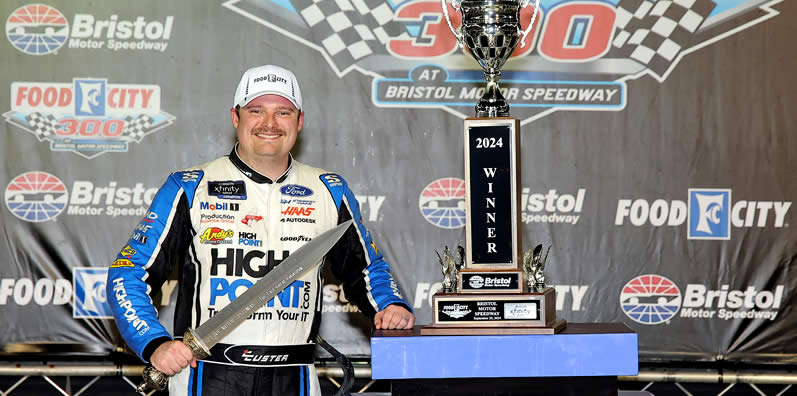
(441, 0), (540, 117)
(423, 0), (565, 335)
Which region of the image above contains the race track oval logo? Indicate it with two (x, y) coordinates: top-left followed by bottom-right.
(5, 171), (68, 222)
(620, 274), (682, 325)
(419, 177), (466, 229)
(6, 4), (68, 55)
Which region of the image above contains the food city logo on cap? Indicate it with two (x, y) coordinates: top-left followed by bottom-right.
(419, 177), (466, 229)
(6, 4), (174, 56)
(3, 78), (175, 159)
(224, 0), (781, 124)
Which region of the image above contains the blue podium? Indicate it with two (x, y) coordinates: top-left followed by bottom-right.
(371, 323), (638, 396)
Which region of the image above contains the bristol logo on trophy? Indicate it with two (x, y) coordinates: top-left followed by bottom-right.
(422, 0), (566, 335)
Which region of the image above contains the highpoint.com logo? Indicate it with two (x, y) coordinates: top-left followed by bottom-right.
(5, 171), (159, 222)
(615, 188), (791, 240)
(224, 0), (781, 122)
(620, 274), (784, 325)
(3, 78), (175, 158)
(6, 4), (173, 55)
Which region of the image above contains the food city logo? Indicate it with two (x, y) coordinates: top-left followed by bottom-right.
(4, 171), (158, 223)
(223, 0), (781, 122)
(619, 274), (784, 325)
(615, 188), (791, 240)
(4, 78), (175, 158)
(6, 4), (174, 56)
(0, 268), (116, 319)
(419, 177), (587, 229)
(1, 270), (178, 325)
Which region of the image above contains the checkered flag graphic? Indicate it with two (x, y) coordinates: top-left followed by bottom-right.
(25, 112), (60, 140)
(291, 0), (409, 72)
(612, 0), (716, 77)
(121, 114), (155, 142)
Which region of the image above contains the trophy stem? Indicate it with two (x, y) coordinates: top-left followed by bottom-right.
(476, 71), (509, 118)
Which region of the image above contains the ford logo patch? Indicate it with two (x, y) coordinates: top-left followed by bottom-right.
(281, 184), (313, 197)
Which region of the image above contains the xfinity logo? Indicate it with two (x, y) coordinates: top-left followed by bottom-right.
(615, 188), (791, 240)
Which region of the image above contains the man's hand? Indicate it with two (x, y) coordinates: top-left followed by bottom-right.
(150, 340), (197, 375)
(374, 304), (415, 329)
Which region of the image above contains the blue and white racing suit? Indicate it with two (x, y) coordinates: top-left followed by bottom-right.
(107, 148), (410, 395)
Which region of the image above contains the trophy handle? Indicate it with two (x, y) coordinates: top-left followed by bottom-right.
(440, 0), (464, 48)
(518, 0), (540, 48)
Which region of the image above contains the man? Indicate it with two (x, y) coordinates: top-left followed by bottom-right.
(107, 64), (414, 395)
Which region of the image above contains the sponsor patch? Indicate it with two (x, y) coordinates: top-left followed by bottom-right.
(208, 180), (246, 200)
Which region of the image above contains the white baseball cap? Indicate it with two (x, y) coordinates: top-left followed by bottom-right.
(233, 65), (302, 111)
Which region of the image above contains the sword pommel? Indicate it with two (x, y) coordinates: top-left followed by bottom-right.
(136, 329), (211, 393)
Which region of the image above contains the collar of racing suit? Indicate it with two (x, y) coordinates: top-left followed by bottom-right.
(228, 143), (293, 184)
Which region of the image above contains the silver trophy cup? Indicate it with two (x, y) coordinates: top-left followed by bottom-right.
(441, 0), (539, 117)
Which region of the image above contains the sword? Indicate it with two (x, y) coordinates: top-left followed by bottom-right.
(136, 220), (354, 393)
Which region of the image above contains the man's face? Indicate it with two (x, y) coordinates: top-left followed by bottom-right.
(231, 94), (303, 164)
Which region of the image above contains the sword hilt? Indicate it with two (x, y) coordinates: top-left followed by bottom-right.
(136, 329), (211, 394)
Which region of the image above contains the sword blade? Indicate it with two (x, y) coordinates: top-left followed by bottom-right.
(192, 220), (352, 348)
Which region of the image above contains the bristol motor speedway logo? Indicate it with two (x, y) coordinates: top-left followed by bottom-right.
(5, 171), (159, 222)
(223, 0), (781, 122)
(5, 171), (67, 222)
(6, 4), (174, 56)
(419, 177), (588, 229)
(615, 188), (791, 240)
(620, 274), (784, 325)
(419, 177), (466, 229)
(4, 78), (175, 158)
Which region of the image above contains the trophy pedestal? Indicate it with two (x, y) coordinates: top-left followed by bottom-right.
(372, 323), (639, 396)
(423, 288), (566, 335)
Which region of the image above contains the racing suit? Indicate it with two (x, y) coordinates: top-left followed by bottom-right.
(107, 147), (410, 395)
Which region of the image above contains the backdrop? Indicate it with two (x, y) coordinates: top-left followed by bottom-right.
(1, 0), (795, 364)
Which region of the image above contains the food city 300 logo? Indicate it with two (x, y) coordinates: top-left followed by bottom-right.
(3, 78), (175, 158)
(6, 4), (174, 55)
(224, 0), (781, 122)
(620, 274), (783, 325)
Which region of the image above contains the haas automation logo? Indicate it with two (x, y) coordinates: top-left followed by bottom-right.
(224, 0), (782, 123)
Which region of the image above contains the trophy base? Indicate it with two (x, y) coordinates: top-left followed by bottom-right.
(421, 318), (566, 336)
(429, 288), (559, 329)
